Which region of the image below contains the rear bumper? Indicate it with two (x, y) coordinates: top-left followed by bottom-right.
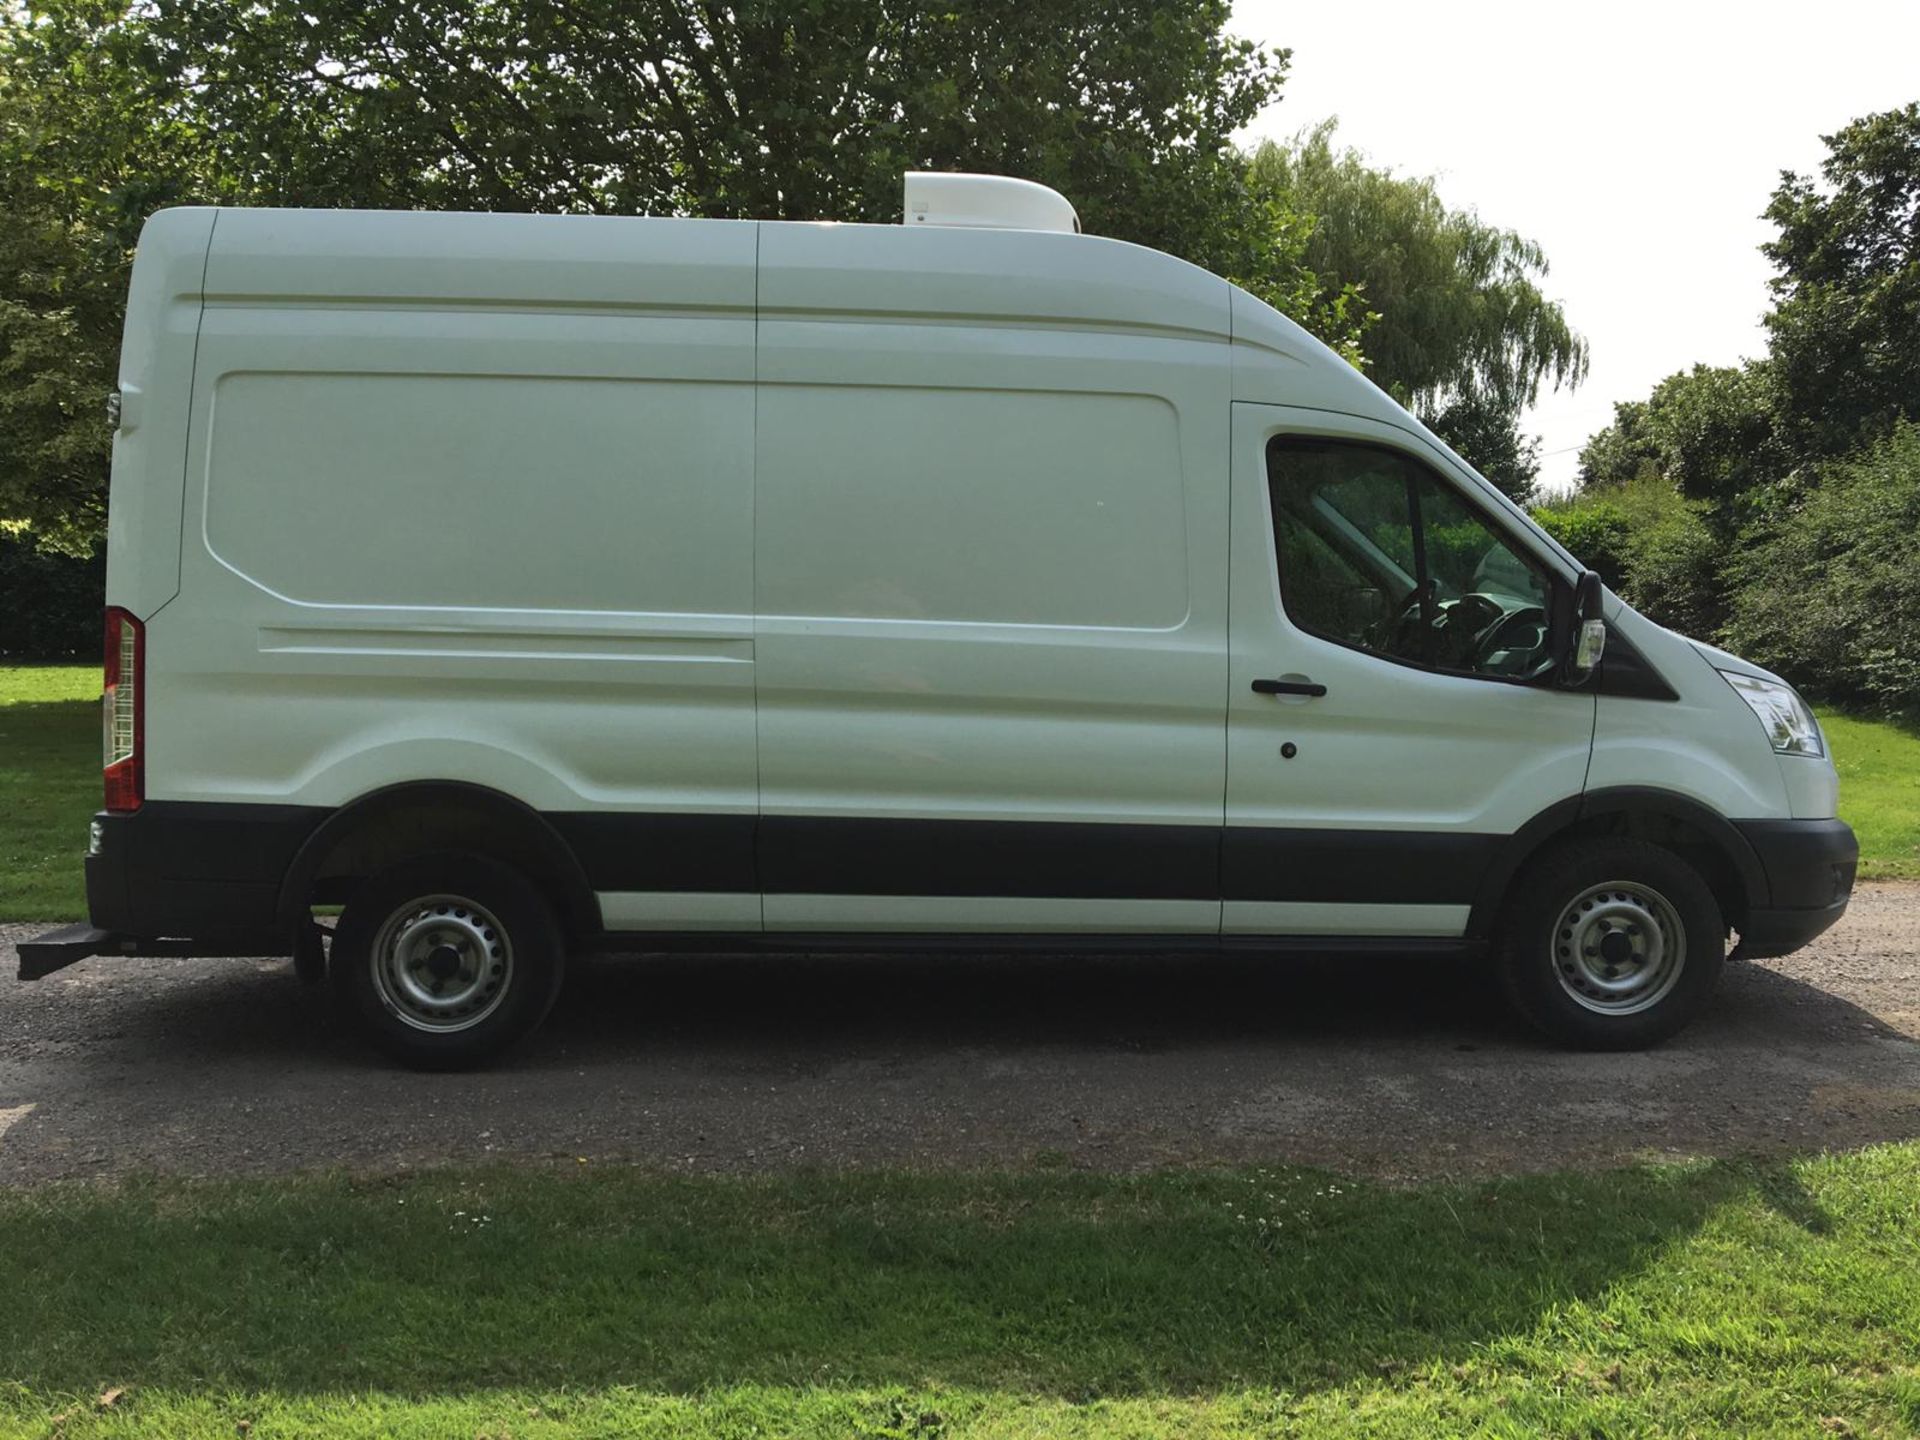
(1731, 817), (1859, 959)
(84, 801), (324, 937)
(14, 803), (322, 979)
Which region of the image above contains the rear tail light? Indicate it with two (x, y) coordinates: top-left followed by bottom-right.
(102, 607), (144, 812)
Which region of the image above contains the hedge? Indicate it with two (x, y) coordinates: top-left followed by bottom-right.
(0, 534), (104, 660)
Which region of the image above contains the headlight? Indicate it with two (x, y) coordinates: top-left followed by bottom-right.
(1719, 671), (1824, 757)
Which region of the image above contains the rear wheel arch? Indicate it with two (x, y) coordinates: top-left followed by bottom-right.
(276, 781), (601, 941)
(1469, 787), (1767, 946)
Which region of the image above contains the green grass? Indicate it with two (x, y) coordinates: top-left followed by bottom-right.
(0, 664), (100, 920)
(1821, 711), (1920, 879)
(0, 1151), (1917, 1436)
(2, 665), (1918, 917)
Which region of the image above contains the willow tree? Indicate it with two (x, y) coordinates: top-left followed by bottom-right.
(1248, 122), (1588, 500)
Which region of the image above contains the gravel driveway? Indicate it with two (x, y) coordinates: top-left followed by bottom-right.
(3, 884), (1916, 1185)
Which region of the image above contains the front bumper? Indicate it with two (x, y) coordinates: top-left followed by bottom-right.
(1731, 817), (1859, 958)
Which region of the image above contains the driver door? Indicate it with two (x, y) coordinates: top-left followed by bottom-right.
(1223, 406), (1596, 938)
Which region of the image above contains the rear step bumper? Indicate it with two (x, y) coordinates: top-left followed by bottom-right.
(15, 924), (287, 981)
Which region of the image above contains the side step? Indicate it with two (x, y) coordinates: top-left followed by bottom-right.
(15, 925), (288, 981)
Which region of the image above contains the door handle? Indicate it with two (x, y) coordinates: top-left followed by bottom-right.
(1251, 677), (1327, 697)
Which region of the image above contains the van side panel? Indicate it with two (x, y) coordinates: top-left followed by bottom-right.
(106, 207), (217, 621)
(153, 210), (762, 931)
(753, 222), (1233, 933)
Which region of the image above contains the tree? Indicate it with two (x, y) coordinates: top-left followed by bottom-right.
(1763, 103), (1920, 463)
(0, 1), (214, 549)
(1534, 476), (1723, 639)
(131, 0), (1284, 240)
(1576, 362), (1783, 512)
(138, 0), (1364, 344)
(1561, 102), (1920, 692)
(1581, 103), (1917, 506)
(1422, 392), (1542, 502)
(1248, 121), (1588, 500)
(1724, 422), (1920, 710)
(1575, 399), (1658, 489)
(3, 0), (1345, 543)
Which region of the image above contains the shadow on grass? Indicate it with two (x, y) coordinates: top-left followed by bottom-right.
(0, 1152), (1837, 1401)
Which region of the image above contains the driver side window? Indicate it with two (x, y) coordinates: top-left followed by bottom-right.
(1267, 437), (1554, 679)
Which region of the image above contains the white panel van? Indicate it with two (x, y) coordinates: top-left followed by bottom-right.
(20, 176), (1857, 1067)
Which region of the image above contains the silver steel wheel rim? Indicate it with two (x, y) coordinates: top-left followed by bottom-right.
(370, 893), (513, 1033)
(1552, 880), (1686, 1016)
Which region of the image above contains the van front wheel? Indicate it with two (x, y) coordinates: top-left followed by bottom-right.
(1496, 837), (1724, 1050)
(331, 854), (566, 1069)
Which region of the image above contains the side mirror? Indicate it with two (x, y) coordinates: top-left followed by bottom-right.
(1565, 570), (1607, 683)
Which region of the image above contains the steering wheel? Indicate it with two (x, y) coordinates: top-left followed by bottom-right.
(1469, 603), (1551, 671)
(1369, 578), (1440, 653)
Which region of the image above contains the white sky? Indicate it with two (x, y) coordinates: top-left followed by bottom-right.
(1230, 0), (1920, 491)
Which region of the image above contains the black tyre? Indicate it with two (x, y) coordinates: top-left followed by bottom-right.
(1496, 837), (1725, 1050)
(331, 853), (566, 1069)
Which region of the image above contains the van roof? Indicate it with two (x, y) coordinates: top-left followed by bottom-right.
(198, 205), (1400, 416)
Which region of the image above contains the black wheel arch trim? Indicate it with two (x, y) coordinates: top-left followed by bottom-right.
(274, 780), (603, 939)
(1466, 786), (1769, 944)
(1580, 787), (1769, 912)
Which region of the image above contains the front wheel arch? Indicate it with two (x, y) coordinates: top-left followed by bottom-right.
(1468, 788), (1765, 948)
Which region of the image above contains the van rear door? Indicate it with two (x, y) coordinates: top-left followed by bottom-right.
(106, 207), (216, 621)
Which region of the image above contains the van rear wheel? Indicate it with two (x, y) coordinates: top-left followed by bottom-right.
(331, 853), (565, 1069)
(1496, 837), (1724, 1050)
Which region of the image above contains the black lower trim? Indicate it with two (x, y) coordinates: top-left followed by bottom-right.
(759, 816), (1222, 900)
(1734, 817), (1859, 911)
(1735, 901), (1852, 960)
(1723, 817), (1857, 959)
(1225, 827), (1495, 904)
(1465, 795), (1585, 942)
(550, 812), (1500, 905)
(92, 797), (1843, 957)
(88, 801), (326, 939)
(85, 801), (1507, 944)
(549, 812), (754, 893)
